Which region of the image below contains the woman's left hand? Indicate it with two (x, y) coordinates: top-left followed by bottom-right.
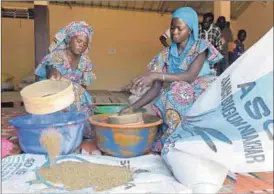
(118, 106), (134, 115)
(131, 72), (157, 91)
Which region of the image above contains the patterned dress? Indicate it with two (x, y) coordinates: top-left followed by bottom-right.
(148, 40), (223, 152)
(35, 50), (96, 137)
(35, 49), (96, 112)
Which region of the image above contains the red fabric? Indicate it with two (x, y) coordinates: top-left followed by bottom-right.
(1, 108), (26, 158)
(1, 138), (13, 158)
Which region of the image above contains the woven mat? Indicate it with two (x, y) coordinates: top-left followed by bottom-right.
(1, 108), (273, 193)
(219, 172), (273, 193)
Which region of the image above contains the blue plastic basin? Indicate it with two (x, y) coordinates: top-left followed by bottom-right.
(9, 111), (88, 155)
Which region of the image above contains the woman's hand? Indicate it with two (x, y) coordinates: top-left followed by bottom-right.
(48, 67), (62, 81)
(118, 106), (134, 115)
(131, 72), (157, 91)
(121, 82), (133, 94)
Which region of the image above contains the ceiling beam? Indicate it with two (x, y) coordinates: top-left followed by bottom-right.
(158, 0), (166, 15)
(133, 1), (136, 10)
(164, 2), (169, 13)
(141, 1), (145, 11)
(150, 1), (155, 11)
(34, 1), (48, 6)
(117, 1), (120, 9)
(66, 1), (72, 9)
(232, 1), (252, 19)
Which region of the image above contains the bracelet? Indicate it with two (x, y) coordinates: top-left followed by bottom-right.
(162, 73), (165, 81)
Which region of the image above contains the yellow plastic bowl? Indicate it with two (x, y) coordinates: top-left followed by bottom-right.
(20, 80), (75, 115)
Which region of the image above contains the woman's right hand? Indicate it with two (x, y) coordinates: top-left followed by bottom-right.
(48, 67), (62, 80)
(118, 106), (134, 115)
(121, 82), (133, 93)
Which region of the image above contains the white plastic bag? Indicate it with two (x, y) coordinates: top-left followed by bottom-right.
(2, 154), (191, 193)
(162, 27), (273, 193)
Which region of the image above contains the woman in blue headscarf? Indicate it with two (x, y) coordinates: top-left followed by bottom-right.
(120, 7), (223, 152)
(35, 21), (96, 138)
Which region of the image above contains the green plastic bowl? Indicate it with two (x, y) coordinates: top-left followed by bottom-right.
(94, 105), (128, 115)
(94, 105), (147, 115)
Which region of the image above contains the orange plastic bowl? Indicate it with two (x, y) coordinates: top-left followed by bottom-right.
(89, 114), (162, 158)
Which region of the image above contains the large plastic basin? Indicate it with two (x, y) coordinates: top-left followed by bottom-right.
(9, 111), (87, 155)
(89, 114), (162, 158)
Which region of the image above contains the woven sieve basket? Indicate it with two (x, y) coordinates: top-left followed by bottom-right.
(20, 79), (74, 115)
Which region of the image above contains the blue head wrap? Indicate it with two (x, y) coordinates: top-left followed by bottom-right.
(169, 7), (199, 73)
(49, 21), (93, 54)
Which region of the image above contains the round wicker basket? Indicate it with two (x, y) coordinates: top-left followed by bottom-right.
(20, 80), (74, 115)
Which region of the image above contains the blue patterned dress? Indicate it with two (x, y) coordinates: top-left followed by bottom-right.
(35, 49), (96, 115)
(148, 40), (223, 152)
(35, 50), (97, 138)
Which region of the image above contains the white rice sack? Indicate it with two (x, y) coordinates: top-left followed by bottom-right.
(2, 154), (191, 194)
(162, 27), (273, 193)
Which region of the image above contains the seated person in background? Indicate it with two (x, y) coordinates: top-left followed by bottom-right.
(35, 21), (96, 138)
(159, 28), (171, 47)
(229, 29), (247, 65)
(120, 7), (223, 152)
(215, 16), (234, 75)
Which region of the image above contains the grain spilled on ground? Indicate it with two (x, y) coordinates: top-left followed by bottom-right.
(38, 161), (134, 191)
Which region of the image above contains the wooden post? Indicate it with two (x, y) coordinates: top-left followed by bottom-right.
(34, 2), (49, 69)
(214, 1), (231, 21)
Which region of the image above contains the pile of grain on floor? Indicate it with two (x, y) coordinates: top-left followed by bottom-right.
(38, 161), (133, 191)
